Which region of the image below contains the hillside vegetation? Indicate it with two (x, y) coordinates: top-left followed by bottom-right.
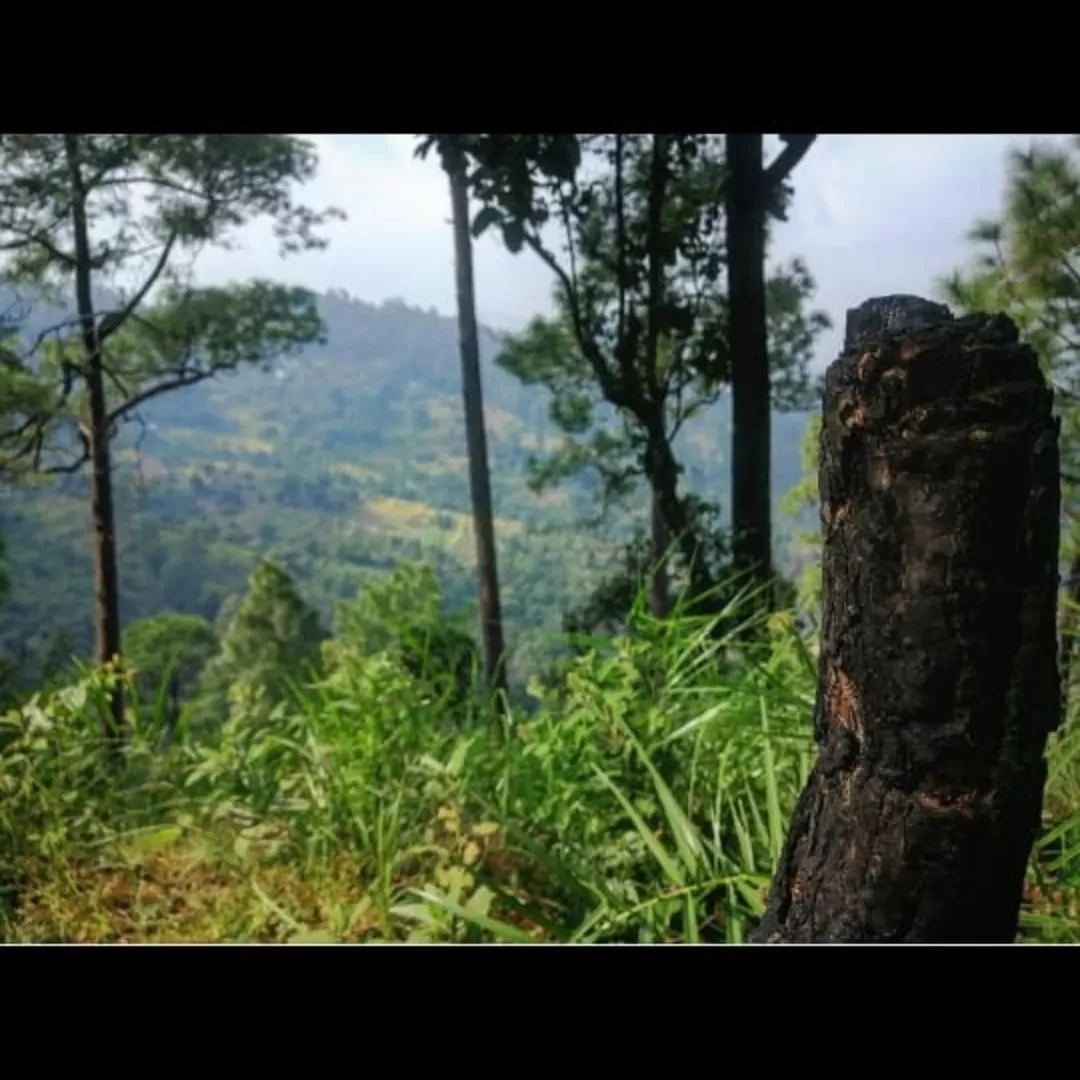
(3, 132), (1079, 944)
(0, 288), (813, 687)
(2, 571), (1076, 943)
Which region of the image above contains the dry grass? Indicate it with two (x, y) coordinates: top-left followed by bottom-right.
(11, 832), (377, 943)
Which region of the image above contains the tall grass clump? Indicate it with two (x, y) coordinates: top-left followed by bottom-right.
(1020, 595), (1080, 941)
(1, 567), (1078, 942)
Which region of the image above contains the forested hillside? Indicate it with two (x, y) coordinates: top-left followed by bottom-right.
(0, 287), (814, 682)
(8, 133), (1074, 946)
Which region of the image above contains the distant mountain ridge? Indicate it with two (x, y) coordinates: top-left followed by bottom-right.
(0, 286), (817, 671)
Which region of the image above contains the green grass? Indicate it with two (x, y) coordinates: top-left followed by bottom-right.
(2, 587), (1078, 944)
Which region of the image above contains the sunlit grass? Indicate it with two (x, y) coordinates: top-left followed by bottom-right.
(2, 580), (1078, 943)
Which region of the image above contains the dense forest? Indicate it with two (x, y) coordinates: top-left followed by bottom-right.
(0, 287), (815, 688)
(0, 133), (1077, 944)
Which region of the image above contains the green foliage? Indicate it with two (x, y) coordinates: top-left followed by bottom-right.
(416, 135), (582, 249)
(0, 297), (21, 602)
(468, 134), (828, 623)
(328, 562), (479, 711)
(0, 660), (167, 926)
(2, 281), (325, 479)
(0, 290), (815, 684)
(562, 497), (735, 638)
(0, 133), (338, 673)
(939, 136), (1080, 552)
(0, 135), (341, 286)
(197, 561), (327, 726)
(123, 613), (217, 707)
(766, 262), (833, 410)
(0, 529), (13, 709)
(2, 578), (1076, 943)
(0, 133), (341, 730)
(779, 413), (823, 614)
(0, 526), (7, 608)
(490, 136), (828, 513)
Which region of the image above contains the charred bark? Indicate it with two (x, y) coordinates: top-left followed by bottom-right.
(753, 296), (1062, 944)
(448, 165), (509, 714)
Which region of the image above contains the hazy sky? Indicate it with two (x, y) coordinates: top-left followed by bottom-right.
(192, 133), (1069, 371)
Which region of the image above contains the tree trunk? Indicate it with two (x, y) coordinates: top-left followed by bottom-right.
(753, 296), (1061, 943)
(726, 133), (773, 588)
(448, 166), (508, 712)
(644, 135), (672, 622)
(645, 425), (714, 607)
(64, 133), (124, 746)
(649, 488), (671, 618)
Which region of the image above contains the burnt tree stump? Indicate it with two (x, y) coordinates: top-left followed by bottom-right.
(752, 295), (1062, 943)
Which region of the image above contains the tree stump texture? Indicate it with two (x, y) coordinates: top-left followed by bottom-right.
(752, 296), (1062, 943)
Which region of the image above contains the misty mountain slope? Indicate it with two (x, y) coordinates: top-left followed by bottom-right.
(0, 288), (816, 669)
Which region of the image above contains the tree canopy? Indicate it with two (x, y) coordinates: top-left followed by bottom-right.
(0, 135), (341, 479)
(0, 134), (342, 738)
(198, 560), (327, 726)
(940, 136), (1080, 543)
(431, 134), (828, 619)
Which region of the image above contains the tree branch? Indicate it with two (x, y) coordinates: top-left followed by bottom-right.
(522, 232), (628, 410)
(14, 315), (87, 367)
(97, 230), (178, 347)
(42, 446), (90, 474)
(0, 208), (74, 259)
(764, 134), (817, 191)
(102, 362), (133, 401)
(1, 417), (88, 478)
(107, 365), (223, 426)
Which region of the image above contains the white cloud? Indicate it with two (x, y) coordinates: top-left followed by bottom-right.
(193, 134), (556, 332)
(189, 134), (1071, 365)
(772, 134), (1072, 366)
